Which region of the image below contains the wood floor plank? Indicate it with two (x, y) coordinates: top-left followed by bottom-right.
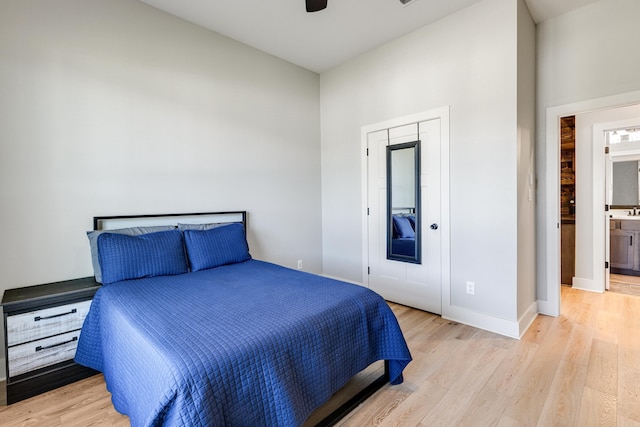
(456, 386), (510, 427)
(335, 382), (413, 427)
(502, 314), (572, 425)
(496, 414), (527, 427)
(561, 322), (594, 367)
(418, 335), (510, 426)
(576, 386), (617, 427)
(619, 414), (640, 427)
(619, 326), (640, 369)
(485, 339), (539, 395)
(535, 359), (587, 427)
(618, 364), (640, 423)
(585, 338), (618, 396)
(376, 380), (447, 427)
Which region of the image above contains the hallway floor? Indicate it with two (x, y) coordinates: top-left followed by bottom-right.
(610, 273), (640, 297)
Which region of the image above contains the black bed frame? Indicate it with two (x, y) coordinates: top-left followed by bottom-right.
(315, 362), (390, 426)
(93, 211), (390, 426)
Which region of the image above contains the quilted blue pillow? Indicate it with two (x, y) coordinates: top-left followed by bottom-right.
(87, 225), (176, 283)
(393, 215), (415, 239)
(97, 229), (188, 285)
(183, 223), (251, 272)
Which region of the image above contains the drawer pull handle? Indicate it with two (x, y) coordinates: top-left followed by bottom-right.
(34, 308), (77, 322)
(35, 336), (78, 352)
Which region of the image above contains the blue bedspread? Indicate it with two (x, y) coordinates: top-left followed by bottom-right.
(75, 260), (411, 426)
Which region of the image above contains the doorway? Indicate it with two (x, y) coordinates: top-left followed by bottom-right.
(559, 115), (576, 287)
(604, 123), (640, 294)
(543, 91), (640, 317)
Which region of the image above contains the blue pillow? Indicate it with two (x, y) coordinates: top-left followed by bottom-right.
(87, 225), (176, 283)
(183, 223), (251, 272)
(393, 216), (415, 239)
(97, 229), (188, 285)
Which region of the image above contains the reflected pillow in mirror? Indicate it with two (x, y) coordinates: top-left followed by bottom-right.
(393, 216), (415, 239)
(407, 215), (416, 230)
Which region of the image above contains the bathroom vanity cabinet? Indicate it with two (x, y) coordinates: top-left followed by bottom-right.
(610, 219), (640, 275)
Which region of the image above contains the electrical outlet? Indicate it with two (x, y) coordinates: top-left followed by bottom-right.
(297, 259), (303, 270)
(466, 281), (475, 295)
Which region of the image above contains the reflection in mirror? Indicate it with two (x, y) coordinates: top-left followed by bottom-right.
(612, 160), (640, 206)
(387, 140), (421, 263)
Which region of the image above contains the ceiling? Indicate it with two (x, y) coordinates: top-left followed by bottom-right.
(138, 0), (600, 73)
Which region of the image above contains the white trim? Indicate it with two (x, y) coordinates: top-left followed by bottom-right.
(360, 106), (450, 312)
(571, 277), (600, 293)
(543, 90), (640, 317)
(443, 300), (537, 339)
(320, 274), (365, 287)
(592, 122), (606, 294)
(518, 302), (539, 339)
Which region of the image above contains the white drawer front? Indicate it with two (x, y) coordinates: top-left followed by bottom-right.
(8, 330), (80, 377)
(7, 299), (92, 346)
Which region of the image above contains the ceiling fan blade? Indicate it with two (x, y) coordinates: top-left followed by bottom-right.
(306, 0), (327, 12)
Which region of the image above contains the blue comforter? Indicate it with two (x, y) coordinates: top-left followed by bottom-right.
(75, 260), (411, 426)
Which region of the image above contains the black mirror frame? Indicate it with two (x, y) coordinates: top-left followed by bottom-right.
(386, 140), (421, 264)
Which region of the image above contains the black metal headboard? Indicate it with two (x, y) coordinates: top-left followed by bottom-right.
(93, 211), (247, 232)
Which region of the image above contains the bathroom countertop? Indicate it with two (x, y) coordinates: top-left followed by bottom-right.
(610, 215), (640, 220)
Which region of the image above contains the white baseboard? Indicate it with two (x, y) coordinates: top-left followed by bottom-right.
(572, 277), (603, 293)
(321, 274), (539, 339)
(537, 297), (557, 316)
(518, 301), (539, 338)
(319, 274), (365, 287)
(442, 303), (532, 339)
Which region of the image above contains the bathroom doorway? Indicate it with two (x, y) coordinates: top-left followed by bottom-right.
(605, 124), (640, 295)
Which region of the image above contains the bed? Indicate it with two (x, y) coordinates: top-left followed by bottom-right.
(74, 211), (411, 426)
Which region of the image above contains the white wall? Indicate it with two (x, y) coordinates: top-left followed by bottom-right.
(0, 0), (322, 377)
(321, 0), (532, 333)
(536, 0), (640, 302)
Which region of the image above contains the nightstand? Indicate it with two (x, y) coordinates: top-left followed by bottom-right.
(2, 277), (100, 404)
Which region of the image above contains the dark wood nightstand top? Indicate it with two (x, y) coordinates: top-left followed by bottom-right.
(2, 277), (100, 314)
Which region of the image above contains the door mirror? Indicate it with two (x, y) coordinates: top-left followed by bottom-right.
(612, 160), (640, 206)
(387, 140), (421, 263)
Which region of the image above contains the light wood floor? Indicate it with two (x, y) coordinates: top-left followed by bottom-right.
(1, 286), (639, 426)
(610, 273), (640, 297)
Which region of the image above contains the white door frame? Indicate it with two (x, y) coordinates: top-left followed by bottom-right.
(361, 106), (450, 307)
(542, 90), (640, 316)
